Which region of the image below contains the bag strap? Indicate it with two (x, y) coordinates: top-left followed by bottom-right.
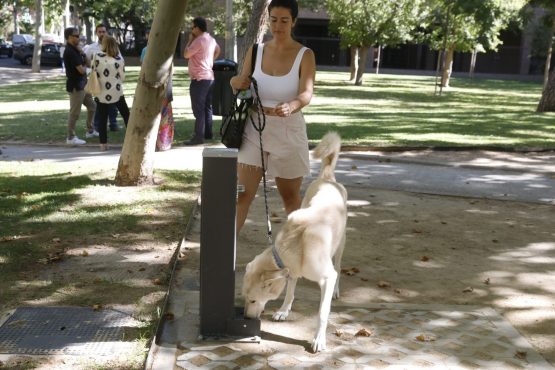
(91, 53), (96, 72)
(249, 44), (272, 245)
(250, 44), (258, 76)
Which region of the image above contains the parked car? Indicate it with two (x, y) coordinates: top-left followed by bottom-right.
(14, 43), (62, 66)
(0, 38), (13, 58)
(12, 34), (34, 49)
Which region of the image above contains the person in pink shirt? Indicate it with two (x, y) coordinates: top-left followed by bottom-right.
(184, 17), (221, 145)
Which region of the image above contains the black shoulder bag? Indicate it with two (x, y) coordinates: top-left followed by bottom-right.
(220, 44), (259, 149)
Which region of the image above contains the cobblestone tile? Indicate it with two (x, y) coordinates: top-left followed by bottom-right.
(175, 304), (553, 369)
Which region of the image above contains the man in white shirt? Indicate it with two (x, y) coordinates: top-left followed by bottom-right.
(84, 24), (120, 133)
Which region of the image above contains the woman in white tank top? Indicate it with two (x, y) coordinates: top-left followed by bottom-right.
(230, 0), (316, 234)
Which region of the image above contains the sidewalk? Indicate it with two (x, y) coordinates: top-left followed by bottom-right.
(2, 142), (555, 175)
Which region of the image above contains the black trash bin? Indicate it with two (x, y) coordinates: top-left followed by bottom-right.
(212, 59), (238, 116)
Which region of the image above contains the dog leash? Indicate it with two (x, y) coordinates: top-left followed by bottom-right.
(249, 76), (272, 245)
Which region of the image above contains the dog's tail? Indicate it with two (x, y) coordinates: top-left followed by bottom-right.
(313, 132), (341, 181)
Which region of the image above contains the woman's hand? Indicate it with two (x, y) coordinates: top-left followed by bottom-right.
(275, 102), (292, 117)
(230, 75), (251, 91)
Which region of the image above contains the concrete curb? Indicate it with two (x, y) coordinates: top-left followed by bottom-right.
(144, 198), (200, 370)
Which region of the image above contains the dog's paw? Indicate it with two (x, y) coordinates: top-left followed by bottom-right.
(311, 334), (327, 353)
(272, 310), (290, 321)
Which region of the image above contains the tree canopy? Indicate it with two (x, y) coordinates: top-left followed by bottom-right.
(327, 0), (426, 49)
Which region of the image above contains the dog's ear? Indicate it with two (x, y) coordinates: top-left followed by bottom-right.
(262, 268), (289, 286)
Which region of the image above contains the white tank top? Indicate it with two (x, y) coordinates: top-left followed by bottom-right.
(252, 43), (308, 108)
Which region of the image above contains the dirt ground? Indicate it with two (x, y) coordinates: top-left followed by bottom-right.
(235, 184), (555, 366)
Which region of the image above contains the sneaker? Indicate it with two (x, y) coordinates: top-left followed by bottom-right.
(86, 130), (99, 138)
(66, 137), (86, 145)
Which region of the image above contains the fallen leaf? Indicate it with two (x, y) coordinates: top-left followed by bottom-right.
(52, 238), (61, 243)
(514, 351), (527, 360)
(271, 212), (279, 217)
(361, 278), (369, 282)
(38, 253), (64, 264)
(355, 328), (372, 337)
(0, 235), (20, 242)
(164, 312), (175, 320)
(351, 164), (358, 170)
(377, 281), (391, 288)
(153, 278), (162, 285)
(93, 304), (102, 311)
(138, 267), (146, 272)
(351, 267), (360, 273)
(484, 278), (490, 285)
(492, 239), (499, 243)
(334, 329), (343, 337)
(420, 256), (429, 262)
(462, 286), (474, 293)
(81, 250), (89, 257)
(394, 289), (401, 294)
(415, 334), (436, 342)
(7, 319), (27, 328)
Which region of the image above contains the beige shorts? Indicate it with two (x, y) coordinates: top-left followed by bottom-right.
(238, 111), (310, 179)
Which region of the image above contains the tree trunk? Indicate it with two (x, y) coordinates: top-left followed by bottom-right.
(543, 20), (554, 89)
(62, 0), (70, 29)
(84, 16), (93, 44)
(237, 0), (270, 72)
(32, 0), (43, 73)
(537, 71), (555, 112)
(115, 0), (188, 186)
(355, 47), (368, 86)
(375, 45), (381, 75)
(469, 49), (477, 78)
(349, 46), (358, 81)
(441, 46), (454, 88)
(13, 3), (19, 35)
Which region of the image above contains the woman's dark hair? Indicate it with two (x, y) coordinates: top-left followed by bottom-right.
(268, 0), (299, 21)
(193, 17), (207, 32)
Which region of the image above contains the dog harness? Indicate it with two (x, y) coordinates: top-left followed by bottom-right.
(271, 245), (285, 269)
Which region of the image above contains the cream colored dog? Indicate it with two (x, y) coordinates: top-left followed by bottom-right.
(242, 132), (347, 353)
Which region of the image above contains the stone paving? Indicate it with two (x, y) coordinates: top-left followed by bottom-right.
(159, 203), (554, 370)
(174, 303), (553, 369)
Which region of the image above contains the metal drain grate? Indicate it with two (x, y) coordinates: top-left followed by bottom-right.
(0, 307), (139, 356)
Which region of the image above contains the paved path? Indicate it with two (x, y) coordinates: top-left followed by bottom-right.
(3, 144), (555, 204)
(0, 57), (64, 85)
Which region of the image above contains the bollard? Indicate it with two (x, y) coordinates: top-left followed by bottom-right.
(199, 148), (260, 338)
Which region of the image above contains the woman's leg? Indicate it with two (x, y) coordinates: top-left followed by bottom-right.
(96, 101), (109, 144)
(236, 164), (263, 234)
(275, 177), (304, 215)
(116, 96), (130, 126)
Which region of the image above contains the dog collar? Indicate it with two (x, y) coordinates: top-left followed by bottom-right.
(271, 245), (285, 269)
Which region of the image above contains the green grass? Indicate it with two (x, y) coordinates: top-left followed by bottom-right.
(0, 160), (200, 313)
(0, 68), (554, 149)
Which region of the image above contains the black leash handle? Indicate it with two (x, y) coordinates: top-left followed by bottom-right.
(249, 76), (272, 244)
(246, 43), (272, 245)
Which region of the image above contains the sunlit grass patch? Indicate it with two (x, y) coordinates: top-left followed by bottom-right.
(0, 68), (553, 148)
